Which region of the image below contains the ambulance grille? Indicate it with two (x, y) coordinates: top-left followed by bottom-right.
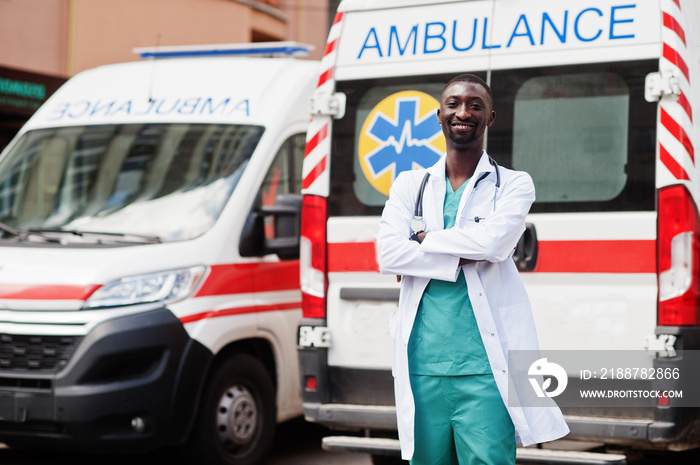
(0, 334), (82, 372)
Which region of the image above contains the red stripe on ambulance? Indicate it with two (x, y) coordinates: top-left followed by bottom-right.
(317, 68), (334, 88)
(195, 261), (300, 297)
(660, 107), (695, 162)
(534, 240), (655, 273)
(304, 124), (329, 157)
(659, 0), (695, 182)
(180, 301), (300, 324)
(324, 38), (339, 56)
(678, 92), (693, 122)
(327, 241), (656, 274)
(0, 284), (101, 300)
(302, 156), (328, 190)
(301, 9), (344, 195)
(660, 144), (691, 180)
(662, 44), (689, 82)
(662, 12), (686, 46)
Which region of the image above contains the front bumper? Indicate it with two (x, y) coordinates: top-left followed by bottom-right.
(0, 307), (212, 452)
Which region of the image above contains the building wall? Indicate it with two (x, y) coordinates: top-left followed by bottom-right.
(70, 0), (284, 74)
(0, 0), (70, 76)
(0, 0), (329, 78)
(279, 0), (329, 59)
(0, 0), (329, 151)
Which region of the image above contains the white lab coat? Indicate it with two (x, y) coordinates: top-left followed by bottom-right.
(376, 153), (570, 460)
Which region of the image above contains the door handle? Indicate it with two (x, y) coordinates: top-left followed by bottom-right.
(514, 223), (538, 272)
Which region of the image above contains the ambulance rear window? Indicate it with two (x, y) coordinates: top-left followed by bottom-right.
(489, 60), (656, 213)
(513, 73), (629, 202)
(330, 60), (656, 216)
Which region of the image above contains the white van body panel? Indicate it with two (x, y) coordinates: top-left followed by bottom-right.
(0, 52), (319, 453)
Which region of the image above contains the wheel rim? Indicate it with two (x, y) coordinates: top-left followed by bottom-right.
(216, 384), (259, 452)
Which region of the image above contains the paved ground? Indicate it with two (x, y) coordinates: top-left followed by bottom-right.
(0, 417), (373, 465)
(2, 418), (700, 465)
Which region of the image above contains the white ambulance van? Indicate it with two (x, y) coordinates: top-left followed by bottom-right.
(0, 42), (317, 465)
(298, 0), (700, 462)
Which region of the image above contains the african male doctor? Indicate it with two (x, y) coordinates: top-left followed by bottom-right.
(376, 74), (569, 465)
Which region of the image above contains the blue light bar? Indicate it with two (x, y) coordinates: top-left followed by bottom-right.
(133, 41), (314, 59)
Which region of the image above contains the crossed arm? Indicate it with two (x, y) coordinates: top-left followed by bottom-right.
(376, 170), (534, 281)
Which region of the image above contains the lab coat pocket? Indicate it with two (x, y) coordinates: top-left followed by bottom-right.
(461, 203), (492, 227)
(497, 302), (538, 351)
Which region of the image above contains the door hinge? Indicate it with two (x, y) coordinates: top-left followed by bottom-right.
(645, 71), (681, 102)
(310, 92), (347, 119)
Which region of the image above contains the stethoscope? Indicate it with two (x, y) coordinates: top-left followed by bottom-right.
(410, 157), (500, 236)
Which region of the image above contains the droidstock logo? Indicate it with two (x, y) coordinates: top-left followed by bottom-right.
(528, 358), (568, 398)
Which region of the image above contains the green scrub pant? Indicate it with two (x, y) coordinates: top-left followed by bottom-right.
(409, 373), (516, 465)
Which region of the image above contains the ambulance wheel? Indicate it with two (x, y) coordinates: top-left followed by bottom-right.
(188, 354), (276, 465)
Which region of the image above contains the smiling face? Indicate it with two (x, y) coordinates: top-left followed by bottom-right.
(437, 81), (496, 149)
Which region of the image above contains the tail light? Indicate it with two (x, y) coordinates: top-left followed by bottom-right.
(658, 185), (700, 325)
(300, 194), (328, 318)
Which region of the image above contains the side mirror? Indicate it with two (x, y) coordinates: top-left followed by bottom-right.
(239, 194), (302, 260)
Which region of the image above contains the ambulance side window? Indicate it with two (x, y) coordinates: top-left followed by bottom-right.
(260, 133), (305, 205)
(259, 133), (305, 239)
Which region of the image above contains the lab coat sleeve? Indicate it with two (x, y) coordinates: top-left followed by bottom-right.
(376, 172), (461, 281)
(420, 171), (535, 263)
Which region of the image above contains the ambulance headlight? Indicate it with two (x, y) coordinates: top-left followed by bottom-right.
(84, 266), (207, 309)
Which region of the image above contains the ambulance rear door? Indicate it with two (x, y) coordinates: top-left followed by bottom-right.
(305, 0), (665, 433)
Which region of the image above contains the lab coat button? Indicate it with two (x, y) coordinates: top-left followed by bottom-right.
(479, 293), (483, 297)
(491, 333), (495, 337)
(502, 370), (506, 374)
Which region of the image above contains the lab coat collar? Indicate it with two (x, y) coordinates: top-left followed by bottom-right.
(422, 151), (493, 232)
(472, 150), (496, 181)
(426, 150), (494, 182)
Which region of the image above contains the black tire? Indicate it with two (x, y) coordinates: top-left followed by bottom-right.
(186, 353), (276, 465)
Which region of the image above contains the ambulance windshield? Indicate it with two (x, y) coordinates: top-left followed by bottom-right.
(0, 123), (263, 243)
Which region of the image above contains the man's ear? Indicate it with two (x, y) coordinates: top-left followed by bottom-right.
(488, 110), (496, 127)
(436, 108), (441, 124)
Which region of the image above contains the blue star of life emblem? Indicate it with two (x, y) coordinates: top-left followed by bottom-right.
(364, 97), (443, 180)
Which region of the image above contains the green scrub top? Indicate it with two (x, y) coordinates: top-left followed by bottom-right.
(408, 177), (491, 376)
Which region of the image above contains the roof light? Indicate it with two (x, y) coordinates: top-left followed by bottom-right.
(132, 41), (314, 59)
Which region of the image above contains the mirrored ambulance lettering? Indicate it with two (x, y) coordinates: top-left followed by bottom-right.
(47, 97), (251, 120)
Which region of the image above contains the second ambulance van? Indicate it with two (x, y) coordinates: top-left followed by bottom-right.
(0, 42), (318, 465)
(298, 0), (700, 462)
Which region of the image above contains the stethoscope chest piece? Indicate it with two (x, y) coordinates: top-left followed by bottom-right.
(411, 217), (426, 233)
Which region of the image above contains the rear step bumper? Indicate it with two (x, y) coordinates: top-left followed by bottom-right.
(322, 436), (627, 464)
(304, 403), (662, 443)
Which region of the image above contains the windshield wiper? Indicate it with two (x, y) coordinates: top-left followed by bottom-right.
(0, 221), (21, 237)
(0, 223), (63, 243)
(26, 228), (162, 244)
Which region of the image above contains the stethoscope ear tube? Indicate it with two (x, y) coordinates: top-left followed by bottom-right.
(412, 158), (500, 231)
(414, 172), (430, 218)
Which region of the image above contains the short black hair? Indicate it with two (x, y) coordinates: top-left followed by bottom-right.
(442, 74), (493, 107)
